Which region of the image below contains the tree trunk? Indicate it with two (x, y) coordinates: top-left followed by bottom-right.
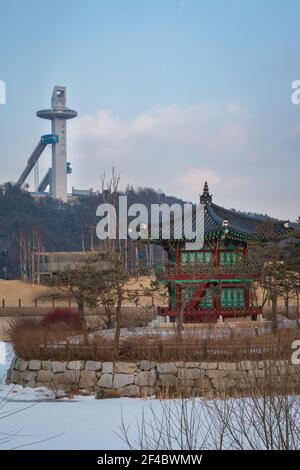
(176, 283), (184, 340)
(78, 299), (88, 342)
(271, 294), (278, 333)
(285, 297), (289, 316)
(81, 226), (85, 251)
(104, 305), (113, 329)
(114, 295), (122, 357)
(176, 307), (184, 340)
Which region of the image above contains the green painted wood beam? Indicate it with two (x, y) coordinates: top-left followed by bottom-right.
(160, 279), (253, 284)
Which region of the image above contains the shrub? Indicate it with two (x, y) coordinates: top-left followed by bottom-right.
(120, 307), (156, 328)
(7, 318), (76, 360)
(41, 308), (81, 330)
(7, 314), (300, 363)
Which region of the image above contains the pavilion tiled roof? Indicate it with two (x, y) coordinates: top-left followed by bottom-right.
(149, 182), (296, 242)
(203, 201), (293, 241)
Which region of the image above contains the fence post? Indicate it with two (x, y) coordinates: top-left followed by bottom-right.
(52, 298), (55, 309)
(203, 342), (208, 359)
(19, 298), (21, 308)
(35, 299), (37, 308)
(2, 299), (4, 308)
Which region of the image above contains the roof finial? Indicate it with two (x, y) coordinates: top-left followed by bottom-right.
(200, 181), (212, 204)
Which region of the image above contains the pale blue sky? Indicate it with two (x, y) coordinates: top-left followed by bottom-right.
(0, 0), (300, 219)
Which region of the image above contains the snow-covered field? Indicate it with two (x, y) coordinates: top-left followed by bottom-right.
(0, 342), (150, 450)
(2, 341), (299, 450)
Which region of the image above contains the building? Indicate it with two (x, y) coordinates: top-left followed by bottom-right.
(31, 251), (112, 283)
(154, 183), (294, 323)
(71, 187), (99, 197)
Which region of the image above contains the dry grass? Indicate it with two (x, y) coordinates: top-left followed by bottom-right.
(98, 329), (299, 362)
(7, 316), (300, 362)
(7, 318), (80, 360)
(120, 307), (156, 328)
(0, 276), (166, 307)
(0, 280), (54, 307)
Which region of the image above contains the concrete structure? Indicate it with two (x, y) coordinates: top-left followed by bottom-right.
(37, 86), (77, 202)
(17, 86), (77, 202)
(32, 251), (97, 283)
(31, 251), (115, 283)
(71, 186), (99, 197)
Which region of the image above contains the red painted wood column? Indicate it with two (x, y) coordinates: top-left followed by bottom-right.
(213, 282), (222, 319)
(174, 244), (182, 318)
(243, 245), (248, 268)
(214, 240), (219, 266)
(176, 284), (181, 312)
(215, 293), (221, 316)
(175, 244), (181, 274)
(245, 286), (250, 309)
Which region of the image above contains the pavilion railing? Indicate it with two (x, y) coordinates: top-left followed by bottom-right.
(154, 261), (261, 278)
(157, 306), (262, 321)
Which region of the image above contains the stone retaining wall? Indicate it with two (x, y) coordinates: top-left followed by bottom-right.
(6, 357), (300, 397)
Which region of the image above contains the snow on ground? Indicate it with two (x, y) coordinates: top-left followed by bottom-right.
(0, 342), (152, 450)
(2, 341), (298, 450)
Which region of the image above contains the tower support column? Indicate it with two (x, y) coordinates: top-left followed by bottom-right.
(51, 118), (67, 201)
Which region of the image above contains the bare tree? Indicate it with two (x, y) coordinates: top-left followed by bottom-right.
(96, 258), (152, 355)
(119, 362), (300, 450)
(43, 254), (112, 339)
(99, 167), (120, 252)
(19, 226), (44, 280)
(252, 242), (287, 332)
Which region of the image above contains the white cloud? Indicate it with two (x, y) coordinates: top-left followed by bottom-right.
(171, 168), (221, 200)
(66, 101), (299, 219)
(69, 101), (252, 179)
(68, 101), (259, 199)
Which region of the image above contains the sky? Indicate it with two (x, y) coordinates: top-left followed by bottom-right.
(0, 0), (300, 220)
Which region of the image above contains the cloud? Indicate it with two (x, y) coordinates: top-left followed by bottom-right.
(69, 101), (253, 185)
(66, 101), (299, 219)
(172, 168), (221, 199)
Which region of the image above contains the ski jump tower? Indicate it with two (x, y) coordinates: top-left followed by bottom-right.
(17, 86), (77, 202)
